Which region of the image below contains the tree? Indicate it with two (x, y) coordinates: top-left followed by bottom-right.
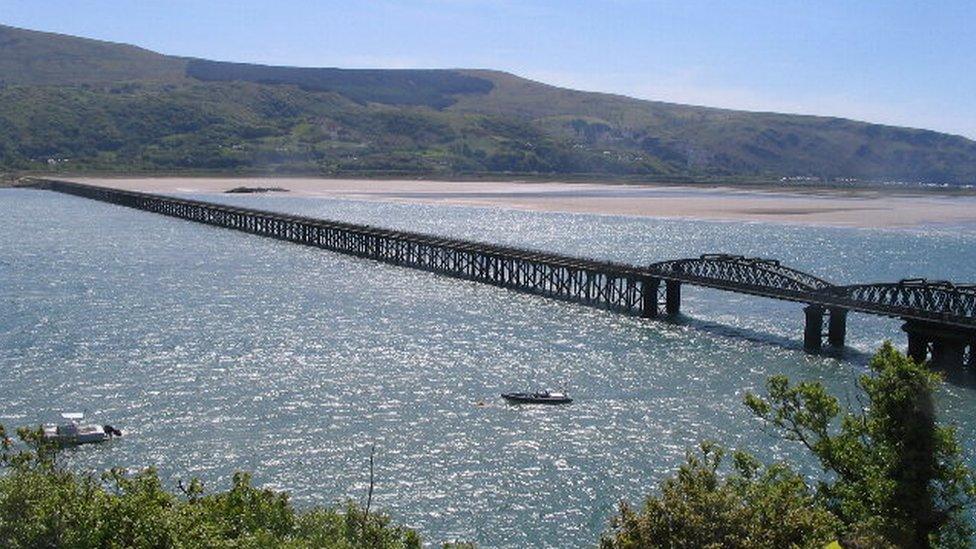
(600, 442), (838, 548)
(0, 425), (423, 548)
(746, 342), (975, 547)
(603, 343), (976, 548)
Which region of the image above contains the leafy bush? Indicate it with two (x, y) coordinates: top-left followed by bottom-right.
(746, 342), (976, 547)
(601, 442), (838, 548)
(603, 343), (976, 548)
(0, 427), (422, 548)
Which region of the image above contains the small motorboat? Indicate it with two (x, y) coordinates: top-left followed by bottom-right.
(501, 390), (573, 405)
(42, 413), (122, 446)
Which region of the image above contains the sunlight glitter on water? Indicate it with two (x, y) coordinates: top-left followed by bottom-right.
(2, 189), (976, 547)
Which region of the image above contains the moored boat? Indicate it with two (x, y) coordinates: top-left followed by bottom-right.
(501, 390), (572, 404)
(42, 413), (122, 446)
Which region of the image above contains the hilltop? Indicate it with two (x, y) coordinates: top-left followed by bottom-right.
(2, 24), (975, 184)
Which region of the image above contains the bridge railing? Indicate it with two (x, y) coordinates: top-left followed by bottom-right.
(819, 279), (976, 328)
(31, 178), (655, 315)
(647, 254), (833, 301)
(28, 178), (976, 330)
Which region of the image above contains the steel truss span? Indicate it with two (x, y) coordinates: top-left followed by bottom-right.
(649, 254), (832, 299)
(824, 280), (976, 327)
(30, 179), (976, 336)
(34, 179), (654, 316)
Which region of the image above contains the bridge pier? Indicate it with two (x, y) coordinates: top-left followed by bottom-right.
(934, 340), (967, 369)
(902, 320), (976, 369)
(906, 331), (930, 365)
(30, 181), (976, 351)
(665, 280), (681, 316)
(804, 305), (824, 351)
(804, 305), (847, 351)
(641, 277), (660, 318)
(827, 307), (847, 347)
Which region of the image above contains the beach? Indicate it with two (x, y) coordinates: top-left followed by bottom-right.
(65, 177), (976, 229)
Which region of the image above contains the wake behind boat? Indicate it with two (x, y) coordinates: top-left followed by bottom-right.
(501, 390), (572, 405)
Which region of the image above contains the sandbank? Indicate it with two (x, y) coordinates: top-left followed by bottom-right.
(63, 177), (976, 229)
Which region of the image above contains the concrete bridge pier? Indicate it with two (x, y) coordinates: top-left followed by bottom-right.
(641, 277), (660, 318)
(902, 320), (976, 369)
(665, 280), (681, 315)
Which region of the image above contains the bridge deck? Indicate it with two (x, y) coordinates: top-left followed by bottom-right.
(29, 179), (976, 331)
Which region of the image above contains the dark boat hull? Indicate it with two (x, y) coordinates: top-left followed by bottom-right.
(501, 393), (572, 404)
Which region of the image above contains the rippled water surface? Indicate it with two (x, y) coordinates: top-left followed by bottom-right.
(3, 188), (976, 547)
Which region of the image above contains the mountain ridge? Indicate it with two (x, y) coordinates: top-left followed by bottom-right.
(2, 23), (974, 184)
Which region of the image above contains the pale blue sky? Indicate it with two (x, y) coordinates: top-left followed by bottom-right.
(3, 1), (974, 138)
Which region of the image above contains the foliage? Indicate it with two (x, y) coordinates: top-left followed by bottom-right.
(603, 343), (976, 548)
(0, 23), (185, 86)
(0, 82), (612, 177)
(600, 442), (839, 548)
(745, 342), (976, 547)
(186, 59), (494, 109)
(3, 23), (976, 183)
(0, 425), (422, 548)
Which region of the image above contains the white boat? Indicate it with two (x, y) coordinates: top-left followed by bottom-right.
(42, 413), (122, 446)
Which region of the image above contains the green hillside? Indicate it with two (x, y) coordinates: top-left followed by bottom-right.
(450, 70), (976, 183)
(2, 23), (974, 184)
(0, 24), (186, 85)
(185, 59), (493, 108)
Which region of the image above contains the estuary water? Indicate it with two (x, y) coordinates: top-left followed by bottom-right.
(2, 188), (976, 547)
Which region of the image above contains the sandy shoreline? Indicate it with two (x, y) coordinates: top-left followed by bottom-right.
(64, 176), (976, 229)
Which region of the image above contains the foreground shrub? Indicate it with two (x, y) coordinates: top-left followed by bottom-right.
(601, 442), (838, 548)
(603, 343), (976, 548)
(0, 428), (421, 548)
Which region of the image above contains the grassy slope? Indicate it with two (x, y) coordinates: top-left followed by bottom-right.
(452, 70), (976, 182)
(0, 25), (187, 85)
(0, 81), (589, 175)
(2, 24), (975, 184)
(185, 59), (494, 108)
